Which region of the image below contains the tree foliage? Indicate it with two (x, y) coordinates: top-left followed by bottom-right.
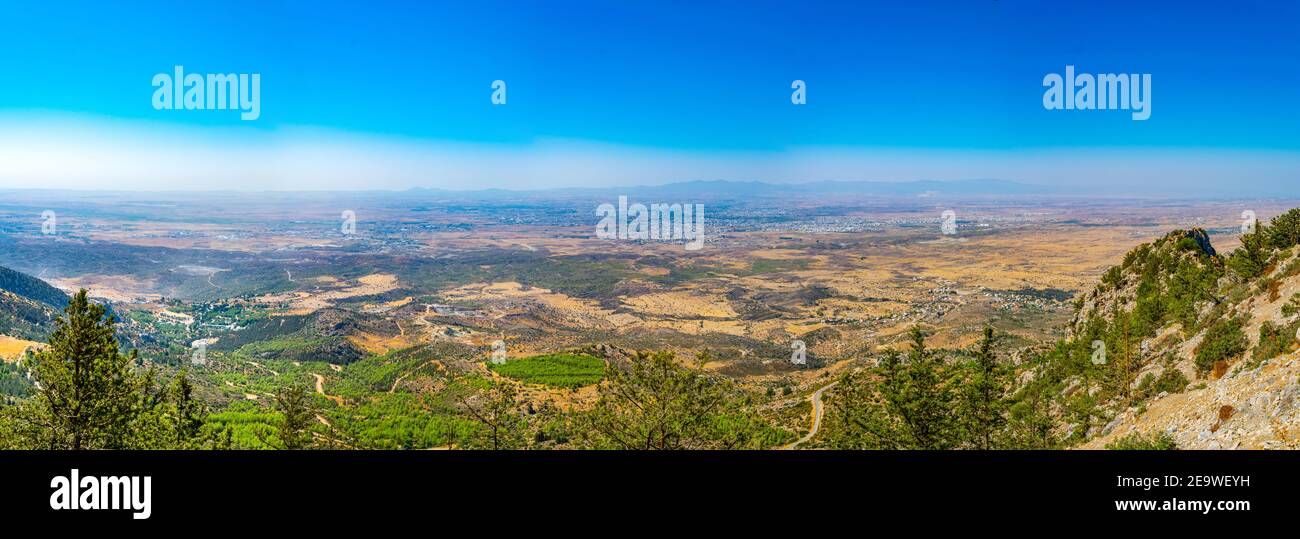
(575, 350), (777, 449)
(826, 327), (959, 449)
(457, 379), (529, 450)
(959, 327), (1008, 449)
(270, 383), (317, 450)
(0, 290), (223, 449)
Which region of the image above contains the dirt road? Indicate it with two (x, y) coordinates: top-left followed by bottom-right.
(782, 381), (838, 450)
(311, 373), (345, 406)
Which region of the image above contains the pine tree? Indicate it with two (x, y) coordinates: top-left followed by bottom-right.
(272, 384), (316, 450)
(1107, 313), (1139, 406)
(1228, 225), (1271, 278)
(893, 327), (958, 449)
(576, 350), (768, 449)
(8, 290), (153, 449)
(169, 370), (209, 448)
(1005, 392), (1058, 449)
(457, 380), (528, 450)
(824, 357), (904, 449)
(959, 327), (1008, 449)
(827, 327), (959, 449)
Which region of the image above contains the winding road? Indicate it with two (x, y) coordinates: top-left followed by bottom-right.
(311, 373), (345, 406)
(782, 381), (838, 450)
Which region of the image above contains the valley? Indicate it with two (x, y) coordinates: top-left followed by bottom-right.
(1, 186), (1295, 449)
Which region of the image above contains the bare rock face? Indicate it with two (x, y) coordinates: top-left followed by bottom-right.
(1084, 354), (1300, 449)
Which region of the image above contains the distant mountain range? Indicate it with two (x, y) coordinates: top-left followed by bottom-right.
(398, 179), (1061, 200)
(5, 177), (1291, 201)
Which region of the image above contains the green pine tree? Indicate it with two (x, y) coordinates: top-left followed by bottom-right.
(168, 370), (216, 448)
(271, 384), (316, 450)
(6, 290), (155, 449)
(959, 327), (1008, 449)
(457, 380), (528, 450)
(825, 327), (959, 449)
(893, 327), (958, 449)
(576, 350), (771, 449)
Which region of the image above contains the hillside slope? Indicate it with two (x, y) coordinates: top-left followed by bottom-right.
(1031, 215), (1300, 449)
(0, 265), (68, 308)
(0, 265), (66, 343)
(211, 307), (400, 365)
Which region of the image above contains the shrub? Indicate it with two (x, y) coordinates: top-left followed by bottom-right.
(1253, 320), (1299, 365)
(1101, 266), (1124, 289)
(1267, 209), (1300, 250)
(1282, 293), (1300, 316)
(1137, 368), (1188, 399)
(1193, 316), (1248, 375)
(1106, 431), (1178, 450)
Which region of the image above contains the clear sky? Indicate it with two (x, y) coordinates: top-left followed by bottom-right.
(1, 0), (1297, 192)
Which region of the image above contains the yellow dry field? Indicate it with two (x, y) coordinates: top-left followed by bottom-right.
(621, 290), (738, 318)
(348, 332), (419, 355)
(362, 296), (413, 313)
(257, 274), (400, 315)
(442, 281), (616, 328)
(443, 281), (591, 311)
(0, 335), (42, 362)
(49, 275), (162, 303)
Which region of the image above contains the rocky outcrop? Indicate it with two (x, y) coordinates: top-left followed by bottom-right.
(1068, 227), (1300, 449)
(1085, 354), (1300, 449)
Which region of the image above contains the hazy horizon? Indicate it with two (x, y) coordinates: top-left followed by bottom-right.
(2, 2), (1298, 194)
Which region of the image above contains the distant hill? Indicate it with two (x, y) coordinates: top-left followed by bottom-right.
(0, 265), (66, 342)
(0, 265), (68, 309)
(0, 291), (60, 342)
(398, 179), (1059, 200)
(211, 307), (394, 365)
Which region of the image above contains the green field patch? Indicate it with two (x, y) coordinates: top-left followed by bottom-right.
(745, 258), (810, 275)
(488, 353), (606, 388)
(237, 335), (332, 356)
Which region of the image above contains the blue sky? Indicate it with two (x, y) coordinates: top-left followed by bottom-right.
(1, 0), (1298, 191)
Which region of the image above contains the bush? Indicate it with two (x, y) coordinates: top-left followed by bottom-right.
(1194, 316), (1248, 375)
(1282, 293), (1300, 316)
(1137, 368), (1188, 399)
(1101, 266), (1124, 289)
(1229, 229), (1271, 279)
(1267, 209), (1300, 250)
(1253, 320), (1298, 365)
(1106, 431), (1178, 450)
